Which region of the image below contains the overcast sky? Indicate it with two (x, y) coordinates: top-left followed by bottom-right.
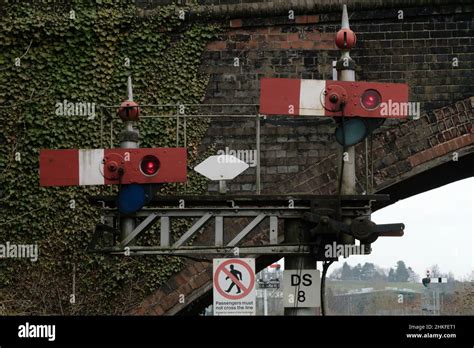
(331, 177), (473, 280)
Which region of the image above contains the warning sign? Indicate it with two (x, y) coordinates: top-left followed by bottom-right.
(213, 258), (256, 316)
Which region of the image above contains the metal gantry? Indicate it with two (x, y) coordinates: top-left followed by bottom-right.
(87, 194), (403, 259)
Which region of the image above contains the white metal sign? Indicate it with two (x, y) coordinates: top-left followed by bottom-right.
(213, 258), (256, 316)
(283, 270), (320, 308)
(194, 155), (249, 181)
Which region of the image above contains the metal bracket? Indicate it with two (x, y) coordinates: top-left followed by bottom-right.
(97, 244), (311, 256)
(88, 194), (392, 256)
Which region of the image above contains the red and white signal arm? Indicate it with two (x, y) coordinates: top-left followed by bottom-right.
(39, 148), (187, 187)
(259, 78), (409, 118)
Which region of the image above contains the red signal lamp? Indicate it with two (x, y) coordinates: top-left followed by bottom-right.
(140, 155), (160, 176)
(361, 89), (382, 110)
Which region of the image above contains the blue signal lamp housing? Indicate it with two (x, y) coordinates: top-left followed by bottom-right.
(117, 184), (147, 215)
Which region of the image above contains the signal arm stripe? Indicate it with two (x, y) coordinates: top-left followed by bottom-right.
(299, 79), (326, 116)
(79, 149), (104, 185)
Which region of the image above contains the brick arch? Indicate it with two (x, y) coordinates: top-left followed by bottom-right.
(368, 99), (474, 207)
(286, 98), (474, 197)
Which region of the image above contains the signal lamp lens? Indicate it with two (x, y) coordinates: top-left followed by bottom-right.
(361, 89), (381, 110)
(335, 118), (368, 147)
(140, 155), (160, 176)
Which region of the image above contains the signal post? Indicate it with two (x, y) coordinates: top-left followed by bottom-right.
(284, 6), (357, 315)
(336, 5), (356, 246)
(119, 76), (140, 242)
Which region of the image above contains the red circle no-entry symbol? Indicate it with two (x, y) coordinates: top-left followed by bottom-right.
(214, 259), (255, 300)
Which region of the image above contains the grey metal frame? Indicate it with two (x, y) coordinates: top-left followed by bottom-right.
(89, 194), (385, 256)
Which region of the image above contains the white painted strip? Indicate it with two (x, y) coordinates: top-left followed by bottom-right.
(299, 79), (325, 116)
(332, 61), (338, 80)
(79, 149), (104, 185)
(160, 217), (170, 247)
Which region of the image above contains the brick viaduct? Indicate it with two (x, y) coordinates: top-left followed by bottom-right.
(129, 0), (474, 315)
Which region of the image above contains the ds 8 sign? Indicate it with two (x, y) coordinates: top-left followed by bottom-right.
(283, 270), (321, 308)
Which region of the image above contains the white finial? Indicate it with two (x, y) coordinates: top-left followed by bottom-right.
(341, 4), (350, 29)
(127, 76), (133, 102)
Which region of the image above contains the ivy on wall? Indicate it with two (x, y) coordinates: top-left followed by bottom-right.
(0, 0), (219, 314)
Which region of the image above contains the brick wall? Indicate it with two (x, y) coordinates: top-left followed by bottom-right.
(199, 3), (474, 194)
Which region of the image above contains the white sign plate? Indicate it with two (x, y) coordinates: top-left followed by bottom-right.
(213, 258), (256, 316)
(194, 155), (249, 181)
(283, 270), (320, 308)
